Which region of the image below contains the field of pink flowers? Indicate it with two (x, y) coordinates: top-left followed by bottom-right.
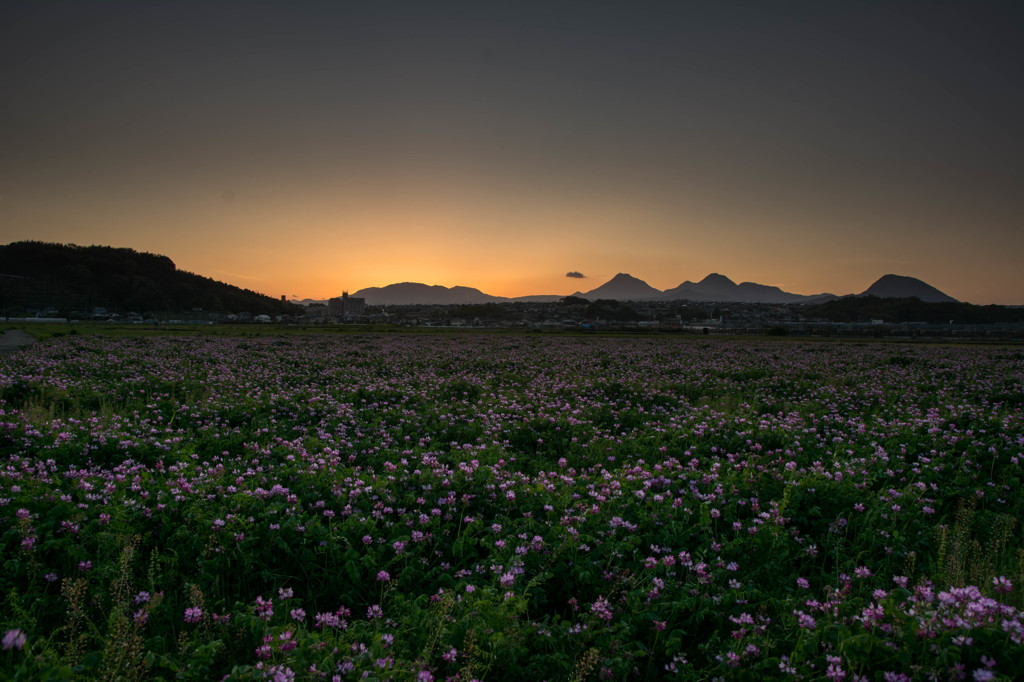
(2, 333), (1023, 681)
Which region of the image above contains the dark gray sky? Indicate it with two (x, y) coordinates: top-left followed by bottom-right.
(2, 1), (1022, 302)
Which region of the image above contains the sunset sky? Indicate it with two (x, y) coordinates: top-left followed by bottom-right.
(2, 1), (1022, 304)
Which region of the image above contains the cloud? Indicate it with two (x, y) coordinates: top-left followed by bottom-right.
(216, 270), (260, 281)
(565, 271), (586, 279)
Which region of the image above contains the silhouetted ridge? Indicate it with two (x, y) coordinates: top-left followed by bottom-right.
(0, 241), (299, 317)
(859, 274), (957, 303)
(661, 273), (831, 303)
(352, 283), (502, 305)
(805, 296), (1021, 324)
(574, 273), (664, 301)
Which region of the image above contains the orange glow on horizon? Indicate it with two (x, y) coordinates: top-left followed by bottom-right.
(3, 3), (1023, 307)
(2, 173), (1021, 305)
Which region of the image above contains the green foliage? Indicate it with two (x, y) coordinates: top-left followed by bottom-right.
(2, 334), (1024, 679)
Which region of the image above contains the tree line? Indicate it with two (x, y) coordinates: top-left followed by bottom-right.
(804, 295), (1023, 324)
(0, 241), (301, 317)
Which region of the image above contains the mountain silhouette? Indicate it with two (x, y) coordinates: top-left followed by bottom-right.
(330, 273), (956, 305)
(572, 273), (664, 301)
(3, 241), (973, 310)
(661, 273), (833, 303)
(352, 283), (502, 305)
(859, 275), (957, 303)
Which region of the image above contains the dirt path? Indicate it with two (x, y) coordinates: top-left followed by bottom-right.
(0, 329), (38, 354)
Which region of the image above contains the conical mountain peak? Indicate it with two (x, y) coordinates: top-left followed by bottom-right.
(699, 273), (735, 285)
(860, 275), (957, 302)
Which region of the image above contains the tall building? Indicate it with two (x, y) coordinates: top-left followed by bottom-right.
(328, 292), (365, 318)
(344, 292), (365, 316)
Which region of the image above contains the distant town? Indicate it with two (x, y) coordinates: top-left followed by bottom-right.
(11, 296), (1023, 342)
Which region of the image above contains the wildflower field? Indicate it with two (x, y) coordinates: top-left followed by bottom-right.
(2, 333), (1023, 681)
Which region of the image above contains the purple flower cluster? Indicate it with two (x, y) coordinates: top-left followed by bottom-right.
(2, 334), (1022, 678)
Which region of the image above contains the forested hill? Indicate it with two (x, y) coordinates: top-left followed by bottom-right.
(0, 241), (300, 317)
(804, 295), (1024, 325)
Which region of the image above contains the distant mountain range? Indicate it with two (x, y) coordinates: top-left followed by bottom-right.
(571, 273), (839, 304)
(297, 273), (957, 306)
(293, 284), (560, 307)
(0, 241), (986, 316)
(343, 283), (563, 306)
